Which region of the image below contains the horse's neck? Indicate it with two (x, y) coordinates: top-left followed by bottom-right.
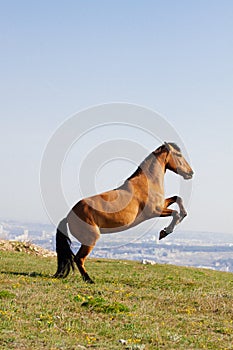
(143, 157), (165, 186)
(128, 152), (166, 192)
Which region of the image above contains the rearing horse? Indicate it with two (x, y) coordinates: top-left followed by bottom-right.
(54, 142), (193, 283)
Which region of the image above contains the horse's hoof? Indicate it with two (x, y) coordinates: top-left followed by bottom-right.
(86, 279), (94, 284)
(84, 277), (94, 284)
(83, 273), (94, 284)
(159, 229), (169, 240)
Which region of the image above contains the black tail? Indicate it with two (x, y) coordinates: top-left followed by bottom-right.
(54, 218), (75, 278)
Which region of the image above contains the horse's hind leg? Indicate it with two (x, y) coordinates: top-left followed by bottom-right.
(74, 245), (94, 283)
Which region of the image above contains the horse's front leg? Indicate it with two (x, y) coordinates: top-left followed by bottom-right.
(159, 207), (180, 240)
(164, 196), (187, 223)
(158, 196), (188, 240)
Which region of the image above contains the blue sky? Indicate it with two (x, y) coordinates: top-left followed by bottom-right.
(0, 1), (233, 234)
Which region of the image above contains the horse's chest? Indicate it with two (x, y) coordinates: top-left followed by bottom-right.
(142, 193), (165, 218)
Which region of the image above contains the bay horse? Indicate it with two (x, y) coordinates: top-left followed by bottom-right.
(54, 142), (193, 283)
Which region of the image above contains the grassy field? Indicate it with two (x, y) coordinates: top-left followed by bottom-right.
(0, 249), (233, 350)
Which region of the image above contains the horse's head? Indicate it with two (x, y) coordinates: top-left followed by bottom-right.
(164, 142), (194, 180)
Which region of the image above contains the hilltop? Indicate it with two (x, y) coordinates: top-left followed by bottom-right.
(0, 239), (55, 257)
(0, 246), (233, 349)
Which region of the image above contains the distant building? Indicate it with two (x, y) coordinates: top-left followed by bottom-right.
(16, 229), (29, 241)
(0, 224), (7, 239)
(24, 229), (29, 240)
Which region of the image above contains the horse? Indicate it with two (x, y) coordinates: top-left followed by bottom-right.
(54, 142), (193, 283)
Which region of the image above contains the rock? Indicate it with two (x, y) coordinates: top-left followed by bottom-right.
(141, 259), (156, 265)
(0, 240), (56, 257)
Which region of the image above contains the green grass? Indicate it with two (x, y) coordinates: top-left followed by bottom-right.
(0, 250), (233, 349)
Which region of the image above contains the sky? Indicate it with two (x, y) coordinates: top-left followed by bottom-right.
(0, 1), (233, 234)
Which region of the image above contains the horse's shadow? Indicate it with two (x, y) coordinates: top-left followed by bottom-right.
(0, 270), (52, 278)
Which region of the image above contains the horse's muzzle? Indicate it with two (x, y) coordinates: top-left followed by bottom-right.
(183, 170), (194, 180)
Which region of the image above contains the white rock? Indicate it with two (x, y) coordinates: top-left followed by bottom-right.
(141, 259), (156, 265)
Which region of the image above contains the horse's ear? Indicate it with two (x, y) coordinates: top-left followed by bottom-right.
(154, 146), (162, 154)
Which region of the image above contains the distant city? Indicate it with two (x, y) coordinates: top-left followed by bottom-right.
(0, 219), (233, 273)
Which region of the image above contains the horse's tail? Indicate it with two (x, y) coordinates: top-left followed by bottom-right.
(54, 218), (75, 278)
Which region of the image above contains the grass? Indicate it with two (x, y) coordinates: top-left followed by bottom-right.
(0, 250), (233, 349)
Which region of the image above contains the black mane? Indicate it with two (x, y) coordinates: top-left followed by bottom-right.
(127, 166), (142, 181)
(126, 151), (154, 181)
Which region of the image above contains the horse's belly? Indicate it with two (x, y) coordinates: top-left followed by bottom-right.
(95, 209), (138, 232)
(99, 214), (146, 234)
